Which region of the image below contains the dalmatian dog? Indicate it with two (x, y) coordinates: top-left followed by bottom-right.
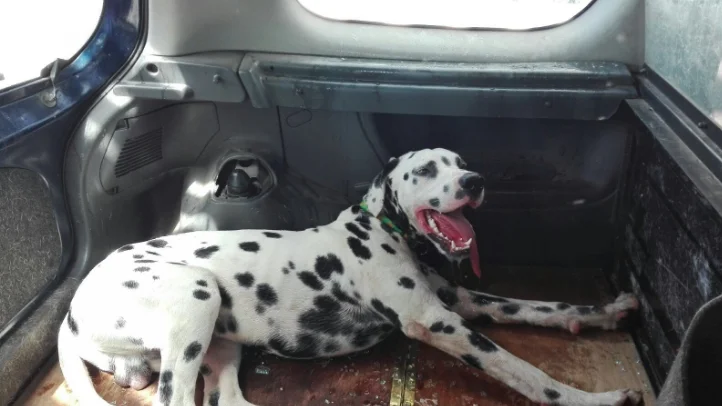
(58, 148), (642, 406)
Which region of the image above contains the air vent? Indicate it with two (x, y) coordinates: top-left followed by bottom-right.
(114, 128), (163, 177)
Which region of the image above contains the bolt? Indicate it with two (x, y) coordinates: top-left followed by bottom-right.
(40, 90), (57, 107)
(213, 74), (223, 84)
(697, 121), (708, 129)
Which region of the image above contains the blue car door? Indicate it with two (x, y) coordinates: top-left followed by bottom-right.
(0, 1), (143, 402)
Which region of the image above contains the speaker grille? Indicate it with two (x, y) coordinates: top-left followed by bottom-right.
(114, 128), (163, 177)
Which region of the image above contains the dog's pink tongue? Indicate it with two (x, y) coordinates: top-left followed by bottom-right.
(470, 237), (481, 279)
(432, 209), (482, 279)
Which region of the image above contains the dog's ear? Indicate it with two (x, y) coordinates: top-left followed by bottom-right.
(363, 157), (399, 216)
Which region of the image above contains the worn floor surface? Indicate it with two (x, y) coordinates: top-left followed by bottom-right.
(18, 268), (655, 406)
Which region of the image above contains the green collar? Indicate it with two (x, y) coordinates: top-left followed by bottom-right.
(359, 201), (406, 237)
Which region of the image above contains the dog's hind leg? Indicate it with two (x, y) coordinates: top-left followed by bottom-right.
(422, 267), (638, 334)
(200, 338), (257, 406)
(151, 268), (221, 406)
(373, 274), (641, 406)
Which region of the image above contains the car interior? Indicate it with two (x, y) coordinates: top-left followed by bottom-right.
(2, 0), (722, 405)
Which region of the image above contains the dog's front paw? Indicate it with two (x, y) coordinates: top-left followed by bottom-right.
(602, 293), (639, 329)
(609, 388), (643, 406)
(567, 293), (639, 334)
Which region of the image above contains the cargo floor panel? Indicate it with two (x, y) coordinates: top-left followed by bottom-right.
(20, 269), (654, 405)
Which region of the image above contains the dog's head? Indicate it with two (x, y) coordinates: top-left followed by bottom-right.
(363, 148), (484, 277)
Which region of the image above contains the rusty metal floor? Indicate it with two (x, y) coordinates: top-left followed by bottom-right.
(18, 268), (656, 406)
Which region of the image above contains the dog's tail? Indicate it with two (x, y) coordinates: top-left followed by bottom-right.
(57, 316), (112, 406)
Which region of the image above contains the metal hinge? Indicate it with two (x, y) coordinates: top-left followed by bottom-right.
(39, 59), (67, 108)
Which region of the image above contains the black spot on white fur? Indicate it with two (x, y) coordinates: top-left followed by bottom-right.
(557, 302), (571, 310)
(501, 304), (521, 315)
(535, 306), (553, 313)
(196, 280), (208, 287)
(146, 251), (160, 256)
(544, 388), (561, 400)
(240, 241), (260, 252)
(430, 321), (456, 334)
(194, 245), (219, 259)
(183, 342), (203, 362)
(117, 244), (133, 252)
(159, 371), (173, 405)
(332, 282), (359, 306)
(381, 243), (396, 254)
(298, 271), (324, 290)
(429, 198), (440, 207)
(115, 317), (125, 329)
(135, 259), (156, 264)
(147, 239), (168, 248)
(347, 237), (372, 260)
(398, 277), (415, 289)
(298, 295), (353, 337)
(256, 284), (278, 305)
(123, 280), (139, 289)
(134, 266), (150, 272)
(461, 354), (482, 369)
(200, 364), (212, 376)
(193, 290), (210, 300)
(371, 299), (401, 327)
(315, 254), (344, 280)
(468, 331), (498, 352)
(263, 232), (282, 238)
(235, 272), (255, 288)
(345, 222), (369, 240)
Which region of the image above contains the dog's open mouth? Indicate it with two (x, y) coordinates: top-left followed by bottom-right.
(416, 207), (482, 278)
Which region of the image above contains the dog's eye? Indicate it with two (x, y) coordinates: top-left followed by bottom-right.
(456, 157), (467, 169)
(414, 167), (429, 176)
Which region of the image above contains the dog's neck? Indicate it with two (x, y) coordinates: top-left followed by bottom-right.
(359, 191), (456, 279)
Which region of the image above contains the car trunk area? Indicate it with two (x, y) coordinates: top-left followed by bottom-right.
(12, 67), (722, 406)
(21, 268), (654, 406)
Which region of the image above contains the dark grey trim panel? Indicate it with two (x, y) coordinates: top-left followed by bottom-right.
(239, 54), (637, 119)
(147, 0), (643, 66)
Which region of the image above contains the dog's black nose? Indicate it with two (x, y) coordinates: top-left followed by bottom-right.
(459, 173), (485, 193)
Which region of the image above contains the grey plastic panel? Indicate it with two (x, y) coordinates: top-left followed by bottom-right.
(99, 103), (220, 194)
(646, 0), (722, 129)
(145, 0), (643, 66)
(239, 54), (637, 119)
(114, 53), (246, 102)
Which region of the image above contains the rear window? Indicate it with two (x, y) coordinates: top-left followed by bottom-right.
(298, 0), (594, 30)
(0, 0), (103, 91)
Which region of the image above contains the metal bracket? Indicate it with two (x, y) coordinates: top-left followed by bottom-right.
(40, 59), (61, 108)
